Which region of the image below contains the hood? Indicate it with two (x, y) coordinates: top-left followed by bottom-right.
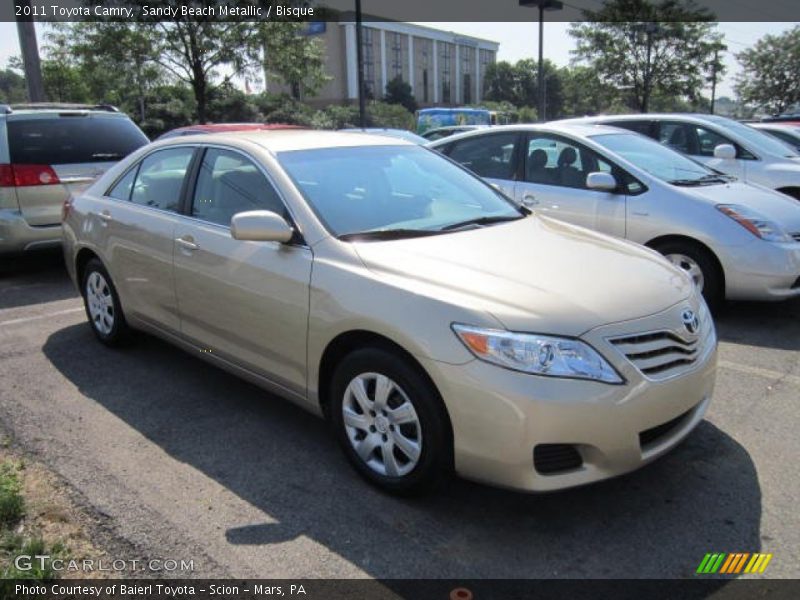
(353, 216), (693, 337)
(684, 181), (800, 234)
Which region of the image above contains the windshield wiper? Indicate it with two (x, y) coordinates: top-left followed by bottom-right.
(337, 228), (444, 242)
(439, 214), (523, 232)
(669, 174), (731, 186)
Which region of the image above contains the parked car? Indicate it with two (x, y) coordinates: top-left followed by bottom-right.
(430, 124), (800, 308)
(157, 123), (302, 140)
(0, 103), (148, 254)
(560, 114), (800, 200)
(340, 128), (428, 144)
(751, 123), (800, 154)
(421, 125), (484, 141)
(63, 130), (717, 495)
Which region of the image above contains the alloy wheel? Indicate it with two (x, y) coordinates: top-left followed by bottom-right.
(86, 271), (115, 335)
(665, 253), (705, 291)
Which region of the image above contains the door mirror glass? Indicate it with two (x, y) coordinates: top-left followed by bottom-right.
(230, 210), (293, 243)
(713, 144), (737, 160)
(586, 171), (618, 192)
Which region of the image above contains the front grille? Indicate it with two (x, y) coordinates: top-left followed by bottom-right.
(609, 331), (699, 380)
(534, 444), (583, 475)
(639, 408), (692, 449)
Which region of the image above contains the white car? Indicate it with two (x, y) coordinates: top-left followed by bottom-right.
(430, 123), (800, 308)
(751, 122), (800, 154)
(560, 114), (800, 200)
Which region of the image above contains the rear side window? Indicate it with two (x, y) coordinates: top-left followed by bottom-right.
(130, 148), (194, 212)
(447, 133), (520, 180)
(7, 116), (148, 165)
(606, 120), (655, 137)
(191, 148), (287, 227)
(108, 167), (138, 201)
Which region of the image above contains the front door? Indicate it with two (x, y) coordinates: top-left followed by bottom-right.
(172, 147), (312, 394)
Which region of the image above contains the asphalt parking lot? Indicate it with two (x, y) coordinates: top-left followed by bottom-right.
(0, 252), (798, 580)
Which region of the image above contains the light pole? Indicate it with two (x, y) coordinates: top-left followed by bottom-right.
(355, 0), (367, 128)
(520, 0), (563, 122)
(15, 0), (45, 103)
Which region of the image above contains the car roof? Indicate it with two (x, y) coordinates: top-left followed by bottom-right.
(157, 129), (414, 152)
(560, 113), (733, 126)
(429, 122), (627, 143)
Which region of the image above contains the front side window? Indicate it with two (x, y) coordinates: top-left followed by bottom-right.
(191, 148), (286, 227)
(277, 145), (522, 238)
(447, 133), (520, 180)
(525, 134), (623, 191)
(129, 147), (194, 212)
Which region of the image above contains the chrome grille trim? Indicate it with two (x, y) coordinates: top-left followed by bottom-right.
(609, 326), (709, 381)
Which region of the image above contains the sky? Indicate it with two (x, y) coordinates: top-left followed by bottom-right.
(0, 20), (797, 100)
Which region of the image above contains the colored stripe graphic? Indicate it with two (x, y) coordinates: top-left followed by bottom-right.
(700, 553), (773, 574)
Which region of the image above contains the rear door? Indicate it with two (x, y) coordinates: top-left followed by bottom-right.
(173, 146), (312, 394)
(6, 113), (148, 226)
(100, 146), (195, 333)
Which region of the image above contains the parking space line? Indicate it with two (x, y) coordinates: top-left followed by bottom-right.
(0, 307), (84, 327)
(719, 359), (800, 387)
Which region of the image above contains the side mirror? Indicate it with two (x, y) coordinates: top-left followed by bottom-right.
(713, 144), (737, 160)
(230, 210), (293, 243)
(586, 171), (618, 192)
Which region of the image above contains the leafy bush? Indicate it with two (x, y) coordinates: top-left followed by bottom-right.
(0, 462), (23, 527)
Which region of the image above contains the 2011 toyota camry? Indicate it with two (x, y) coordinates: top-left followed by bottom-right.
(62, 130), (717, 494)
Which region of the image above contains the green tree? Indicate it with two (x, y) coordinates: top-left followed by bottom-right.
(570, 0), (725, 113)
(383, 76), (418, 113)
(262, 22), (330, 100)
(483, 61), (518, 104)
(735, 26), (800, 115)
(0, 68), (27, 104)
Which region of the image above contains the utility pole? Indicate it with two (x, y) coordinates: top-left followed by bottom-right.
(355, 0), (366, 128)
(520, 1), (563, 122)
(709, 47), (719, 114)
(15, 0), (46, 103)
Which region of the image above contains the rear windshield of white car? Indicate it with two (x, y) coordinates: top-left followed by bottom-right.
(591, 133), (722, 184)
(7, 116), (149, 165)
(705, 116), (800, 158)
(278, 145), (523, 237)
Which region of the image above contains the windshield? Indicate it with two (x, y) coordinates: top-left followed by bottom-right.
(591, 133), (725, 185)
(705, 115), (800, 158)
(278, 145), (523, 238)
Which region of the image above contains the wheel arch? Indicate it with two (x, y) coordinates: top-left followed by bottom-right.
(75, 247), (102, 293)
(645, 234), (726, 291)
(317, 330), (453, 439)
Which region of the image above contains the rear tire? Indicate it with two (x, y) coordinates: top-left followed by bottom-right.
(652, 241), (723, 312)
(329, 347), (452, 495)
(81, 258), (129, 346)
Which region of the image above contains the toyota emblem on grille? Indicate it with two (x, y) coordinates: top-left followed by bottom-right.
(681, 309), (700, 334)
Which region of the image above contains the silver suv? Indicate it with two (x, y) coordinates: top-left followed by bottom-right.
(0, 103), (148, 254)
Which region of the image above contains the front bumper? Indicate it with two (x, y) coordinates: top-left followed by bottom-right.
(719, 239), (800, 301)
(0, 209), (62, 254)
(421, 300), (718, 492)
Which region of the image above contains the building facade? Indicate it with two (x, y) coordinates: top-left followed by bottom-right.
(266, 22), (499, 107)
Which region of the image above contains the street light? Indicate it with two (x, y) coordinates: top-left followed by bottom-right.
(520, 0), (563, 122)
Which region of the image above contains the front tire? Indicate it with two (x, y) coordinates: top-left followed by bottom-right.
(329, 348), (452, 495)
(653, 241), (723, 311)
(81, 258), (129, 346)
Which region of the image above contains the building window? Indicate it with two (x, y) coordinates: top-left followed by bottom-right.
(362, 27), (375, 98)
(391, 32), (403, 80)
(420, 39), (430, 104)
(480, 49), (493, 99)
(442, 43), (452, 104)
(462, 47), (473, 104)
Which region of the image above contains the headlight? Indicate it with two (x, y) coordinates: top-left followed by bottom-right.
(452, 324), (623, 384)
(717, 204), (791, 242)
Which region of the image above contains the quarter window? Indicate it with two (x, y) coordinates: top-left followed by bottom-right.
(448, 133), (519, 180)
(129, 147), (194, 212)
(107, 167), (138, 201)
(191, 148), (286, 227)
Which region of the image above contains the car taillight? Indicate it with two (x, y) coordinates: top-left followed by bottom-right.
(0, 164), (61, 187)
(62, 196), (74, 222)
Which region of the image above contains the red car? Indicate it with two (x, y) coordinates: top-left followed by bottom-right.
(157, 123), (303, 140)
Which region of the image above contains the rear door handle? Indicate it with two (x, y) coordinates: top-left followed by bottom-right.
(176, 235), (198, 251)
(98, 210), (112, 225)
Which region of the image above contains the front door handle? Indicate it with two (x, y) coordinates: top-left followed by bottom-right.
(176, 235), (198, 251)
(522, 194), (539, 207)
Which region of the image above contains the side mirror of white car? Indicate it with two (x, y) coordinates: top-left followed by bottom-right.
(230, 210), (294, 243)
(586, 172), (618, 192)
(713, 144), (737, 160)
